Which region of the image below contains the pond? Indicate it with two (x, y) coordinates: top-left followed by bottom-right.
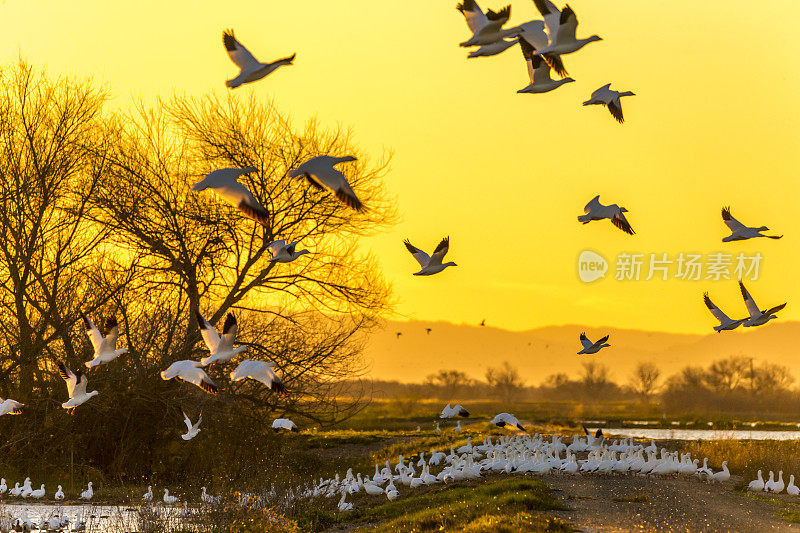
(600, 428), (800, 441)
(0, 503), (191, 532)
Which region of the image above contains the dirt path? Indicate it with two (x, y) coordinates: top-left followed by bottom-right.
(545, 475), (799, 532)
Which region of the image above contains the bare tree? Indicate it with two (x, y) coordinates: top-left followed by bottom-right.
(705, 356), (750, 393)
(630, 362), (661, 401)
(485, 361), (525, 403)
(425, 369), (474, 400)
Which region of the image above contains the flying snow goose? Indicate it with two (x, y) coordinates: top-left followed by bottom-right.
(721, 206), (782, 242)
(582, 84), (635, 123)
(467, 38), (519, 58)
(82, 314), (127, 369)
(703, 292), (747, 332)
(79, 482), (93, 500)
(404, 237), (457, 276)
(222, 30), (295, 89)
(181, 411), (202, 441)
(54, 485), (64, 500)
(457, 1), (521, 48)
(440, 402), (470, 418)
(57, 363), (99, 410)
(577, 195), (634, 234)
(583, 426), (604, 447)
(531, 1), (601, 56)
(490, 413), (526, 431)
(191, 167), (270, 226)
(163, 489), (178, 504)
(230, 359), (287, 393)
(517, 38), (574, 94)
(739, 281), (786, 327)
(197, 312), (247, 366)
(267, 240), (310, 263)
(515, 20), (568, 76)
(160, 360), (219, 394)
(272, 418), (298, 432)
(287, 155), (364, 211)
(577, 332), (610, 355)
(0, 397), (23, 416)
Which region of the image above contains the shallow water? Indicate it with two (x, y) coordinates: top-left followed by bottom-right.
(0, 502), (189, 532)
(603, 428), (800, 441)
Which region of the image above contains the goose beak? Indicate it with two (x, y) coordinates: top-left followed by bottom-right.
(582, 100), (592, 106)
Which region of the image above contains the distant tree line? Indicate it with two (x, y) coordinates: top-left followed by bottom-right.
(361, 355), (800, 417)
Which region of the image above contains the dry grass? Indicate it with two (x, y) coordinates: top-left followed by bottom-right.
(682, 440), (800, 485)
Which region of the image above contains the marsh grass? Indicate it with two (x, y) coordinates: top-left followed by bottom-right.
(310, 476), (568, 532)
(681, 440), (800, 482)
(612, 494), (648, 503)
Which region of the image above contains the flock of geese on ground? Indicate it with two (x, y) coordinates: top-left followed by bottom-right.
(307, 420), (737, 512)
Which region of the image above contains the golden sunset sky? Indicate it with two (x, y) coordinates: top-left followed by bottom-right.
(4, 0), (799, 334)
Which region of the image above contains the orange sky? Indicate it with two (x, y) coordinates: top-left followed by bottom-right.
(4, 0), (800, 334)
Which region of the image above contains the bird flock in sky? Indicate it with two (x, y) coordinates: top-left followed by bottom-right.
(0, 0), (790, 521)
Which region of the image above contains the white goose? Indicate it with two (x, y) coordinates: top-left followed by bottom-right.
(222, 30), (295, 89)
(739, 281), (786, 328)
(0, 478), (5, 494)
(288, 155), (363, 211)
(230, 359), (287, 393)
(788, 475), (799, 496)
(160, 360), (218, 394)
(577, 195), (635, 235)
(163, 488), (178, 504)
(531, 0), (601, 56)
(197, 312), (247, 366)
(404, 237), (457, 276)
(272, 418), (298, 432)
(712, 461), (730, 482)
(721, 206), (782, 242)
(457, 1), (521, 48)
(338, 490), (353, 511)
(516, 20), (567, 76)
(54, 485), (65, 500)
(57, 363), (99, 410)
(703, 292), (747, 332)
(143, 486), (153, 502)
(577, 332), (610, 355)
(181, 411), (202, 441)
(9, 482), (21, 497)
(748, 470), (765, 491)
(79, 482), (93, 500)
(517, 39), (574, 94)
(764, 471), (776, 492)
(491, 413), (526, 431)
(467, 38), (519, 58)
(82, 314), (127, 369)
(0, 397), (23, 416)
(30, 484), (45, 499)
(201, 487), (219, 505)
(440, 402), (470, 419)
(267, 240), (310, 263)
(191, 167), (269, 226)
(583, 84), (635, 124)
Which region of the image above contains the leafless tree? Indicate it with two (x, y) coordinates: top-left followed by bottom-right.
(630, 362), (661, 400)
(425, 369), (474, 400)
(485, 361), (525, 403)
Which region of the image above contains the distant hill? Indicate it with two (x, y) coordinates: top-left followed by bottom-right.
(363, 320), (800, 384)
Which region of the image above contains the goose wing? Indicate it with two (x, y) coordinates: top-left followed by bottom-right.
(81, 314), (103, 353)
(222, 30), (261, 72)
(457, 0), (488, 34)
(182, 411), (193, 432)
(102, 317), (120, 351)
(216, 313), (238, 353)
(555, 5), (579, 43)
(584, 195), (602, 213)
(593, 335), (610, 346)
(73, 370), (89, 397)
(607, 99), (625, 123)
(196, 312), (220, 352)
(483, 5), (511, 32)
(611, 211), (635, 235)
(579, 332), (593, 349)
(179, 365), (219, 394)
(532, 0), (561, 39)
(404, 240), (430, 267)
(428, 237), (450, 266)
(703, 292), (732, 323)
(57, 362), (78, 397)
(721, 207), (747, 232)
(738, 281), (761, 318)
(763, 302), (787, 316)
